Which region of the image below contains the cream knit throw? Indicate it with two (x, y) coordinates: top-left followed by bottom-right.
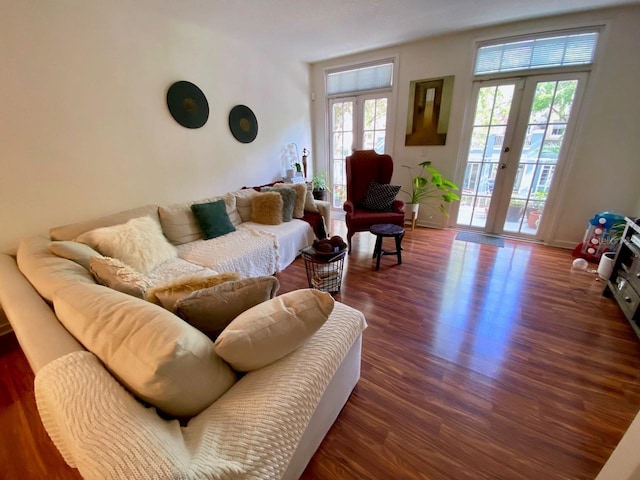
(35, 302), (367, 480)
(177, 224), (279, 277)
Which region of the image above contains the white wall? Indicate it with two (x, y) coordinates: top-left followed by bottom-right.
(0, 0), (311, 251)
(310, 5), (640, 248)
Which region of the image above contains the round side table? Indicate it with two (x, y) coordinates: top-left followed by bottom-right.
(370, 223), (405, 271)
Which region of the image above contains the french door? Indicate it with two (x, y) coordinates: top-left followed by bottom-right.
(455, 73), (586, 239)
(329, 94), (389, 208)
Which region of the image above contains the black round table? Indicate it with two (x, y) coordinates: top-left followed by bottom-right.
(370, 223), (405, 271)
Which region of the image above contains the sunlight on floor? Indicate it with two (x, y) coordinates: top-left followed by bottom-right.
(432, 241), (532, 379)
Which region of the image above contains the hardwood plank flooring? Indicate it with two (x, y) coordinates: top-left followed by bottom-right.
(1, 221), (639, 479)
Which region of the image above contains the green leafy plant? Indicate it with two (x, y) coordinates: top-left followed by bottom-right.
(402, 161), (460, 216)
(528, 191), (547, 211)
(311, 172), (328, 191)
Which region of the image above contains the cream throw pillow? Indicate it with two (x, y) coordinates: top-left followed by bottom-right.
(304, 183), (319, 213)
(89, 256), (153, 298)
(53, 283), (236, 417)
(146, 271), (241, 312)
(232, 189), (258, 222)
(159, 194), (241, 245)
(250, 192), (283, 225)
(214, 289), (334, 371)
(76, 216), (177, 274)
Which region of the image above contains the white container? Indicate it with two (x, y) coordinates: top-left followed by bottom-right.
(597, 252), (616, 280)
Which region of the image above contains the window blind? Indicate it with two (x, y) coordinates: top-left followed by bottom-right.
(327, 62), (393, 96)
(475, 31), (599, 75)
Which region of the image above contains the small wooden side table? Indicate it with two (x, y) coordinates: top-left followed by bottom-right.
(370, 223), (405, 271)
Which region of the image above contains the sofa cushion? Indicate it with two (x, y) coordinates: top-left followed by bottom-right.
(53, 283), (236, 418)
(49, 241), (103, 269)
(251, 192), (283, 225)
(175, 276), (280, 340)
(232, 189), (259, 222)
(49, 204), (160, 241)
(147, 272), (241, 312)
(76, 216), (177, 275)
(89, 257), (153, 299)
(158, 194), (241, 246)
(214, 289), (334, 371)
(17, 235), (96, 303)
(191, 200), (236, 240)
(361, 181), (401, 211)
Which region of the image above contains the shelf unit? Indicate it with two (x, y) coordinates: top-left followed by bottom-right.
(603, 217), (640, 339)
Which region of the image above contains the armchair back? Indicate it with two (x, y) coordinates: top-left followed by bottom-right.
(345, 150), (394, 207)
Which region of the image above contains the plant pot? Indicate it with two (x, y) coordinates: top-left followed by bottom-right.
(313, 189), (328, 202)
(406, 203), (419, 230)
(406, 203), (420, 214)
(527, 210), (542, 228)
(506, 205), (524, 222)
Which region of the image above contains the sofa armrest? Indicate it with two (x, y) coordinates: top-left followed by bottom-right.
(314, 200), (331, 236)
(35, 351), (212, 477)
(0, 253), (84, 373)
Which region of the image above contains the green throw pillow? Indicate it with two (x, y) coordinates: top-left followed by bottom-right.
(191, 200), (236, 240)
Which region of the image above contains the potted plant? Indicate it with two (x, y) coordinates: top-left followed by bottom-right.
(401, 161), (460, 218)
(526, 191), (547, 228)
(311, 172), (329, 201)
(507, 199), (526, 222)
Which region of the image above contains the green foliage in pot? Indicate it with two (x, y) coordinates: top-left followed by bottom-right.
(311, 172), (328, 191)
(401, 161), (460, 216)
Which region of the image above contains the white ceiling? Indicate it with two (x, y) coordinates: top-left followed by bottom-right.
(145, 0), (639, 62)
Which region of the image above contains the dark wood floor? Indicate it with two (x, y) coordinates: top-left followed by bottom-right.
(1, 221), (640, 479)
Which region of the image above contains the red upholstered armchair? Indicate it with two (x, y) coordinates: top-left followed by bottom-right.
(343, 150), (405, 253)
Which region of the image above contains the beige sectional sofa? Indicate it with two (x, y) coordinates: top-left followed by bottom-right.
(0, 187), (367, 479)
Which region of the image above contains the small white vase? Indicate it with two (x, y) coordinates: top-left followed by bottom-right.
(597, 252), (615, 280)
(407, 203), (420, 214)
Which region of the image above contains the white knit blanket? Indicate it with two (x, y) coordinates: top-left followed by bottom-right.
(146, 258), (219, 286)
(177, 225), (279, 278)
(35, 302), (367, 480)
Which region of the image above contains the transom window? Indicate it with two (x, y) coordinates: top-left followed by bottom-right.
(326, 61), (393, 96)
(475, 29), (600, 75)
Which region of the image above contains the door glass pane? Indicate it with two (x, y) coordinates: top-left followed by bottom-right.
(457, 84), (515, 228)
(330, 101), (353, 208)
(503, 80), (578, 234)
(363, 98), (387, 153)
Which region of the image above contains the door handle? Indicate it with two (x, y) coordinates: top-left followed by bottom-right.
(499, 163), (507, 169)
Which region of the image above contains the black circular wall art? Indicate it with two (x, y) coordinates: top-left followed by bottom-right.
(166, 81), (209, 129)
(228, 104), (258, 143)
